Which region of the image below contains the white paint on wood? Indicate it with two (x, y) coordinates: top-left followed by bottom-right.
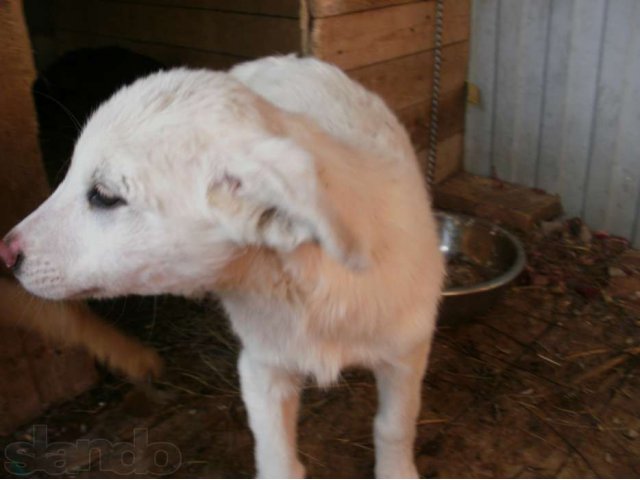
(492, 0), (551, 185)
(466, 0), (640, 246)
(535, 0), (573, 194)
(464, 0), (498, 177)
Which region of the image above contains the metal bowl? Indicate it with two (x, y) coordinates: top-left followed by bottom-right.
(437, 212), (526, 324)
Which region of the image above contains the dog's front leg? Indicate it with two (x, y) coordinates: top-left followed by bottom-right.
(373, 341), (431, 479)
(238, 351), (304, 479)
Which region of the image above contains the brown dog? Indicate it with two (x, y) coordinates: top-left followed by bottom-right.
(0, 277), (162, 381)
(0, 278), (162, 381)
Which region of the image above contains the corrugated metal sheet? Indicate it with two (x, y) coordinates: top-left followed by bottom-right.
(465, 0), (640, 246)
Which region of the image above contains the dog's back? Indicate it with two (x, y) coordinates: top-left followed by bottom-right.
(230, 55), (415, 165)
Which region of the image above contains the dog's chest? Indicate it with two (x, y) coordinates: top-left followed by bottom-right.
(221, 293), (370, 384)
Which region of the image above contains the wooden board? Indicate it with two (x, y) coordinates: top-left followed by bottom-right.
(0, 0), (97, 436)
(348, 41), (467, 167)
(348, 40), (468, 111)
(416, 133), (464, 185)
(433, 172), (564, 231)
(398, 88), (465, 153)
(55, 0), (302, 59)
(311, 0), (470, 69)
(309, 0), (415, 17)
(104, 0), (301, 17)
(56, 31), (247, 70)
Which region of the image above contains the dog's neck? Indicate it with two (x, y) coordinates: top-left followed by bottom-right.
(213, 244), (321, 304)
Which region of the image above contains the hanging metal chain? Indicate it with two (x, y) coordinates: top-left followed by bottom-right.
(426, 0), (444, 187)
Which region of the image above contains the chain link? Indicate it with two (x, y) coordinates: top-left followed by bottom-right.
(426, 0), (444, 187)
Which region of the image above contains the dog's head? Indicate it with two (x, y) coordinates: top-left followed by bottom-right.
(2, 69), (365, 300)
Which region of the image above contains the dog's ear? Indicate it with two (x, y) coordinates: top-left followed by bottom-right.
(207, 137), (367, 270)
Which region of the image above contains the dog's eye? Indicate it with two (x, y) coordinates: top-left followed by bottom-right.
(88, 185), (126, 209)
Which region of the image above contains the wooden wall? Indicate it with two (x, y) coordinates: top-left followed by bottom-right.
(1, 0), (97, 435)
(49, 0), (470, 182)
(53, 0), (302, 70)
(306, 0), (470, 182)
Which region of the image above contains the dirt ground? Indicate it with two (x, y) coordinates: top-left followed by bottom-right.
(1, 219), (640, 478)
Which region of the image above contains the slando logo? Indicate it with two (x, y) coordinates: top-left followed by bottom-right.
(4, 425), (182, 475)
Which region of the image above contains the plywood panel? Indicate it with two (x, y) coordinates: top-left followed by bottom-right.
(416, 133), (464, 185)
(55, 0), (301, 58)
(398, 88), (465, 154)
(348, 40), (468, 111)
(347, 41), (467, 179)
(311, 0), (470, 69)
(309, 0), (415, 17)
(104, 0), (300, 17)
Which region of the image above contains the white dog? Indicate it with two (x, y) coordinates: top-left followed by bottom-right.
(1, 55), (444, 478)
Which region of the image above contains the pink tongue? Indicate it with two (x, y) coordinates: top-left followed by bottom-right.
(0, 239), (17, 269)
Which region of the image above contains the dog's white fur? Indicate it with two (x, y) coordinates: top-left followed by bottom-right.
(7, 55), (445, 478)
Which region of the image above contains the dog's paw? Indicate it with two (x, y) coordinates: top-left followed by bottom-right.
(106, 344), (163, 383)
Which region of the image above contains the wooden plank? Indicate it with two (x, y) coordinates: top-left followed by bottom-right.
(56, 30), (247, 70)
(310, 0), (415, 18)
(0, 0), (97, 436)
(398, 88), (465, 154)
(349, 41), (467, 158)
(311, 0), (470, 69)
(55, 0), (301, 59)
(464, 0), (498, 177)
(0, 0), (50, 233)
(347, 40), (468, 111)
(433, 172), (563, 231)
(416, 133), (464, 185)
(104, 0), (300, 18)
